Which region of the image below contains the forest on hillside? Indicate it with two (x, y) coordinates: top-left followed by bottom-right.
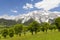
(0, 17), (60, 38)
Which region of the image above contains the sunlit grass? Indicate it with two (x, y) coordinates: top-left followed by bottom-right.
(0, 30), (60, 40)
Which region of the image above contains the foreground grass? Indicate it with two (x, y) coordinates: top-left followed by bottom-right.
(0, 31), (60, 40)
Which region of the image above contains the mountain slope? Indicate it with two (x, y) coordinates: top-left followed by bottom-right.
(15, 10), (60, 23)
(0, 18), (17, 27)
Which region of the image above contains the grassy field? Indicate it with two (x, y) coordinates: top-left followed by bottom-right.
(0, 30), (60, 40)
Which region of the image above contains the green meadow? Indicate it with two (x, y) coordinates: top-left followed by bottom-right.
(0, 17), (60, 40)
(1, 30), (60, 40)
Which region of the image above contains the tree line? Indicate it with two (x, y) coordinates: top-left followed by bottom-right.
(0, 17), (60, 38)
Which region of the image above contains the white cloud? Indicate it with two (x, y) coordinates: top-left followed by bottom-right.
(31, 0), (34, 1)
(53, 11), (60, 13)
(0, 14), (16, 20)
(23, 3), (33, 9)
(11, 10), (18, 13)
(35, 0), (60, 10)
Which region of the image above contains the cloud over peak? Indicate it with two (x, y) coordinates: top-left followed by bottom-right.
(23, 3), (33, 9)
(0, 15), (16, 20)
(11, 10), (18, 13)
(35, 0), (60, 10)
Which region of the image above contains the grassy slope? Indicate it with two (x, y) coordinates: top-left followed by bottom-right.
(0, 31), (60, 40)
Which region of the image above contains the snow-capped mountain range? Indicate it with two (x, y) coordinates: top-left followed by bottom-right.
(15, 10), (60, 23)
(0, 10), (60, 23)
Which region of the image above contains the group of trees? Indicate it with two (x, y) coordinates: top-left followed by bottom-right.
(0, 17), (60, 38)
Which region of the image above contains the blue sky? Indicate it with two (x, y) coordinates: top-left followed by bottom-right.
(0, 0), (60, 16)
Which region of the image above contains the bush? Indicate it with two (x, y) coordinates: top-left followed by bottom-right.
(9, 29), (14, 38)
(2, 29), (8, 38)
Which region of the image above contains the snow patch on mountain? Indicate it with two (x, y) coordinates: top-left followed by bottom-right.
(15, 10), (60, 23)
(0, 10), (60, 23)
